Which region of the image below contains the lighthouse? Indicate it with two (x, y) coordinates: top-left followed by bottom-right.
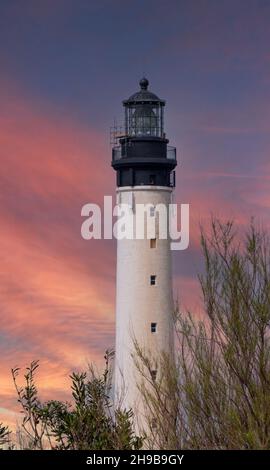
(112, 78), (177, 431)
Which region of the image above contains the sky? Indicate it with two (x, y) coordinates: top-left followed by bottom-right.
(0, 0), (270, 427)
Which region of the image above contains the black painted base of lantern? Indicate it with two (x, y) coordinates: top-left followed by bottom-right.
(112, 137), (176, 188)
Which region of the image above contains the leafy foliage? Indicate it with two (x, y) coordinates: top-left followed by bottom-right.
(11, 351), (143, 450)
(137, 220), (270, 449)
(0, 423), (11, 449)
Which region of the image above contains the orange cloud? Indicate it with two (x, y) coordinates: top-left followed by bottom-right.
(0, 82), (116, 423)
(0, 79), (269, 429)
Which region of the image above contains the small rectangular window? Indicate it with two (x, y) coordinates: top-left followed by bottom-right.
(150, 206), (155, 217)
(150, 275), (156, 285)
(150, 238), (156, 248)
(151, 370), (157, 381)
(151, 322), (157, 333)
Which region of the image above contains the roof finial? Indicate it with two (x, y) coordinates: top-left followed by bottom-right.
(140, 77), (149, 90)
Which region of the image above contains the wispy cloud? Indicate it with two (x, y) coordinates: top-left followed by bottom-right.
(0, 82), (115, 422)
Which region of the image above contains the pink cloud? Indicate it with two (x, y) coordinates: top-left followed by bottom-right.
(0, 77), (269, 429)
(0, 82), (116, 422)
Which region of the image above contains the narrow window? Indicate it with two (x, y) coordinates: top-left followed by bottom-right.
(149, 174), (156, 185)
(150, 275), (156, 286)
(151, 322), (157, 333)
(150, 206), (155, 217)
(150, 238), (156, 249)
(151, 370), (157, 381)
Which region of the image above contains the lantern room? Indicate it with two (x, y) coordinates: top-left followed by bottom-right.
(123, 78), (165, 138)
(111, 78), (177, 188)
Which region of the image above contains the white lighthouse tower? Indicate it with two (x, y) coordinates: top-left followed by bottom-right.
(112, 78), (177, 432)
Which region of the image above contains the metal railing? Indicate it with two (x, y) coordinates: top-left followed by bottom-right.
(112, 146), (122, 161)
(112, 145), (176, 162)
(167, 146), (176, 160)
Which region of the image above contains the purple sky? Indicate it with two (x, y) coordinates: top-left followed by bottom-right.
(0, 0), (269, 427)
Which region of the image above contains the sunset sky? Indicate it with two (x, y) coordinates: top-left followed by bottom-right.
(0, 0), (270, 427)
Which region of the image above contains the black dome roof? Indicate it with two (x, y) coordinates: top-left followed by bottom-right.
(123, 78), (165, 105)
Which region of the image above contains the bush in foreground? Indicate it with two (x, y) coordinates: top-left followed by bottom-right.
(8, 351), (143, 450)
